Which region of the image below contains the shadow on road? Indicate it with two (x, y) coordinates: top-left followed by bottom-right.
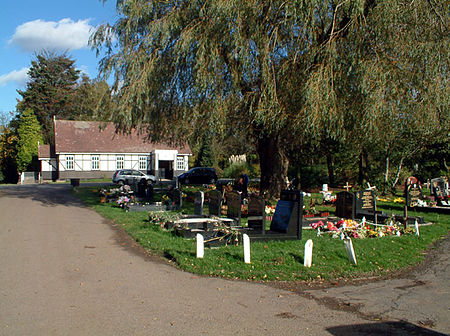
(0, 183), (111, 208)
(327, 321), (446, 336)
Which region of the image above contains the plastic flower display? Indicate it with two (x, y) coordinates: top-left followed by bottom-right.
(310, 218), (416, 239)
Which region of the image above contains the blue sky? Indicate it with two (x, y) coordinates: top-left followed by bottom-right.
(0, 0), (118, 119)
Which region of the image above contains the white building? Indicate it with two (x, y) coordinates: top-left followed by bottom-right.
(39, 119), (191, 181)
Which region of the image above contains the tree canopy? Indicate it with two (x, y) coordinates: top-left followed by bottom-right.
(92, 0), (448, 196)
(17, 51), (80, 142)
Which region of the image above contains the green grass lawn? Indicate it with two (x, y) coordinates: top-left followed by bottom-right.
(74, 187), (449, 282)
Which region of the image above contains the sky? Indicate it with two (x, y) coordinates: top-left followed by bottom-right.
(0, 0), (119, 119)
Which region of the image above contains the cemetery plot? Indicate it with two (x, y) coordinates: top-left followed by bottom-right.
(401, 176), (450, 214)
(245, 190), (304, 241)
(335, 189), (424, 225)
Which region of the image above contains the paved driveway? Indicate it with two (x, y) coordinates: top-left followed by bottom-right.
(0, 184), (447, 335)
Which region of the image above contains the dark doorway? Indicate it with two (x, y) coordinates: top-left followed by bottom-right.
(159, 160), (174, 179)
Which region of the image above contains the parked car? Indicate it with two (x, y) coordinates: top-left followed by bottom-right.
(112, 169), (156, 186)
(177, 167), (218, 185)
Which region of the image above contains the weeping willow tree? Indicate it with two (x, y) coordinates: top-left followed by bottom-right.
(92, 0), (448, 197)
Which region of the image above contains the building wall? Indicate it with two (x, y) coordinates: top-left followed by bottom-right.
(47, 151), (190, 180)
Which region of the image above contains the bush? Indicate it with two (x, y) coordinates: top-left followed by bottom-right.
(223, 162), (255, 178)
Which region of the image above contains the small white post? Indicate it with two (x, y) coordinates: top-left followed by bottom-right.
(243, 234), (251, 264)
(196, 233), (204, 258)
(304, 239), (313, 268)
(415, 220), (420, 237)
(344, 237), (357, 265)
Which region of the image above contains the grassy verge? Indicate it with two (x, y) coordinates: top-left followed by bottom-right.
(74, 187), (449, 282)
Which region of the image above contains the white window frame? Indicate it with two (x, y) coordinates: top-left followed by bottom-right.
(139, 156), (148, 171)
(116, 155), (124, 170)
(176, 156), (185, 170)
(66, 155), (74, 170)
(91, 155), (100, 170)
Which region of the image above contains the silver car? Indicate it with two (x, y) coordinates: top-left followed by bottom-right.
(112, 169), (156, 186)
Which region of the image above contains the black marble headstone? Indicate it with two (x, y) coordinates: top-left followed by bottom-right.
(208, 189), (223, 217)
(405, 177), (422, 207)
(336, 191), (355, 219)
(194, 191), (204, 216)
(270, 190), (303, 239)
(247, 195), (265, 231)
(172, 188), (183, 211)
(355, 189), (376, 215)
(226, 191), (241, 226)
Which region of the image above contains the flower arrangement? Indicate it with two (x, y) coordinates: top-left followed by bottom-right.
(311, 218), (416, 239)
(117, 196), (131, 211)
(265, 205), (276, 216)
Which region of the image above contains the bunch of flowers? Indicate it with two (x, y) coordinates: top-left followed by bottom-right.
(117, 196), (131, 210)
(265, 205), (276, 216)
(311, 218), (416, 239)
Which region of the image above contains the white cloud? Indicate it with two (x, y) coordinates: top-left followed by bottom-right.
(9, 18), (94, 52)
(0, 68), (29, 87)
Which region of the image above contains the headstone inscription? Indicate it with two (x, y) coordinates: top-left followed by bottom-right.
(270, 190), (303, 239)
(247, 195), (266, 232)
(194, 191), (204, 216)
(405, 177), (422, 208)
(226, 191), (241, 226)
(335, 191), (355, 219)
(208, 189), (223, 217)
(355, 189), (376, 216)
(172, 188), (183, 211)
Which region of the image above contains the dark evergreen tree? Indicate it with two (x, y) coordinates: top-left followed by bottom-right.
(16, 51), (80, 142)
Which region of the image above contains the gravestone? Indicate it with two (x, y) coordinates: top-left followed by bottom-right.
(226, 191), (242, 226)
(405, 177), (422, 208)
(194, 191), (204, 216)
(336, 191), (356, 219)
(247, 195), (266, 232)
(208, 189), (223, 217)
(431, 177), (449, 206)
(270, 190), (303, 239)
(172, 188), (183, 211)
(355, 189), (376, 216)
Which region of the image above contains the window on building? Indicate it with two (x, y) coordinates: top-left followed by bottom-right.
(116, 156), (124, 169)
(91, 155), (100, 170)
(176, 156), (185, 170)
(139, 156), (148, 170)
(66, 156), (74, 170)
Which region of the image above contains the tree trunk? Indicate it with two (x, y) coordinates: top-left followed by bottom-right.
(391, 156), (405, 193)
(257, 135), (289, 199)
(383, 155), (389, 195)
(326, 153), (335, 187)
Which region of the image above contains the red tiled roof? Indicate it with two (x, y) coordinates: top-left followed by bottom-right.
(54, 120), (192, 154)
(38, 145), (51, 158)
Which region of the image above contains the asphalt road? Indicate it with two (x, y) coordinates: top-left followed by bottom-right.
(0, 184), (448, 335)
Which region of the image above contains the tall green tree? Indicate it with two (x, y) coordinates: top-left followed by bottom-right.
(17, 51), (80, 142)
(16, 109), (44, 173)
(92, 0), (447, 197)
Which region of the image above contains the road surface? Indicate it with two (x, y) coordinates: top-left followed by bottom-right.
(0, 184), (448, 335)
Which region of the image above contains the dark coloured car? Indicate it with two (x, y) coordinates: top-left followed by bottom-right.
(112, 169), (156, 186)
(177, 167), (218, 185)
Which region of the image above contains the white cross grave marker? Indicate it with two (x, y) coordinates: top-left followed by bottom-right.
(415, 220), (420, 237)
(304, 239), (313, 268)
(344, 237), (357, 265)
(243, 234), (251, 264)
(196, 233), (204, 258)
